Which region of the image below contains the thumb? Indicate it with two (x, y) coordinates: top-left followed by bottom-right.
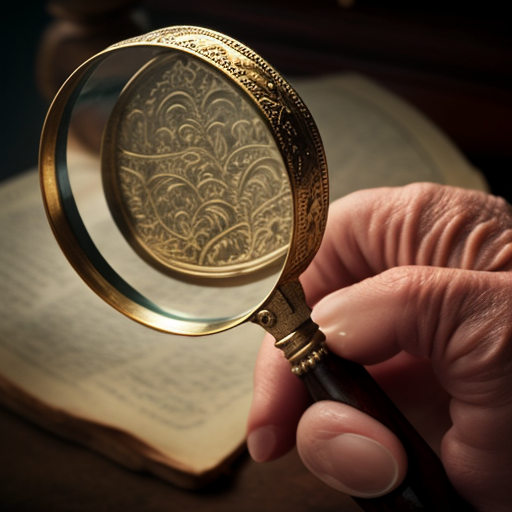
(297, 401), (408, 498)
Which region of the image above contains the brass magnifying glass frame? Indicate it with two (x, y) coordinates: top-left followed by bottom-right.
(40, 26), (472, 512)
(40, 26), (328, 337)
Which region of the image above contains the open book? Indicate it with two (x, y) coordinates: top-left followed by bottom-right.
(0, 74), (487, 489)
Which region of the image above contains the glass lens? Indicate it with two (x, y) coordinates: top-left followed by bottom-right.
(62, 47), (292, 330)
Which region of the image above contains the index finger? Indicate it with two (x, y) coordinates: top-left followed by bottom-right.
(246, 333), (310, 461)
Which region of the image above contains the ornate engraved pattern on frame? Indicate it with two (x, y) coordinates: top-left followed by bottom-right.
(103, 53), (292, 278)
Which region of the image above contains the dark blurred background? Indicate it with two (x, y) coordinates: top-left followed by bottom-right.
(1, 1), (510, 199)
(2, 1), (50, 181)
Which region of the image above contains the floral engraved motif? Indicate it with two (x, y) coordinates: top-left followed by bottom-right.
(104, 52), (292, 277)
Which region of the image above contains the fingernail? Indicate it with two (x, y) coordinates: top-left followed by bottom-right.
(247, 427), (278, 462)
(302, 433), (400, 498)
(311, 295), (348, 339)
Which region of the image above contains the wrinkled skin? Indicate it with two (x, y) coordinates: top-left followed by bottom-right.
(247, 183), (512, 512)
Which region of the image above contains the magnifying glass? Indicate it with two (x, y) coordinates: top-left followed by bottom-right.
(39, 26), (471, 512)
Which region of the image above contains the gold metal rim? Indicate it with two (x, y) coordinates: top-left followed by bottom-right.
(39, 26), (329, 336)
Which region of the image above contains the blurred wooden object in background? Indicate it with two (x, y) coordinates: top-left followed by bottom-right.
(37, 0), (146, 101)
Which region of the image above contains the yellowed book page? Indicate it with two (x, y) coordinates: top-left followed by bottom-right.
(0, 72), (488, 486)
(0, 168), (261, 478)
(291, 73), (488, 201)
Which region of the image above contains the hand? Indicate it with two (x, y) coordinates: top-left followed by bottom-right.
(247, 183), (512, 512)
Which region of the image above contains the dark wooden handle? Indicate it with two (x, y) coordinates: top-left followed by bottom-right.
(301, 351), (474, 512)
